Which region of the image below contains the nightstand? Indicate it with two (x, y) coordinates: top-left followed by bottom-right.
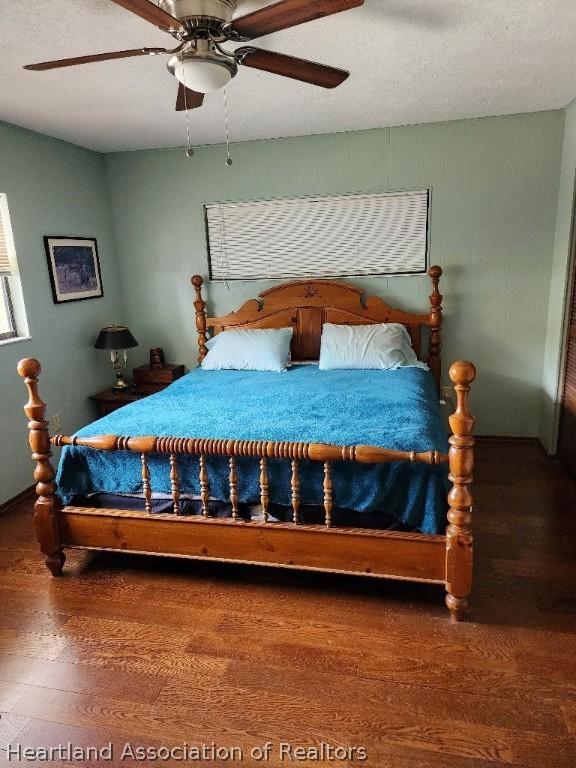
(89, 388), (147, 417)
(132, 363), (185, 393)
(90, 363), (185, 416)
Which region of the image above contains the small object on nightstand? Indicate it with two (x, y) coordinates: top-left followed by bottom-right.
(94, 325), (139, 391)
(132, 362), (185, 393)
(149, 347), (165, 369)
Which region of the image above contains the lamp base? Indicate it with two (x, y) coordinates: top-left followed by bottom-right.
(112, 372), (130, 392)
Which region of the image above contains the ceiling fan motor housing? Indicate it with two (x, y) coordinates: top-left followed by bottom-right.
(159, 0), (237, 26)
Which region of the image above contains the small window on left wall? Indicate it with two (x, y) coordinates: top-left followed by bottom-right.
(0, 193), (29, 343)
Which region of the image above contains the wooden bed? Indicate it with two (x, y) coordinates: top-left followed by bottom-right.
(18, 266), (477, 621)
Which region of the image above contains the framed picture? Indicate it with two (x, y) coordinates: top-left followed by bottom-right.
(44, 236), (103, 304)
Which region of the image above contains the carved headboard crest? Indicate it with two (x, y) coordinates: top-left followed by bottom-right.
(191, 267), (443, 389)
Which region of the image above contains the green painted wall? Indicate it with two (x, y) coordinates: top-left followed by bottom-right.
(540, 100), (576, 452)
(0, 122), (122, 505)
(105, 111), (564, 438)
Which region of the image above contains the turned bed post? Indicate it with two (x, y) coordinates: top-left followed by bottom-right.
(445, 360), (476, 621)
(192, 275), (208, 363)
(428, 265), (443, 392)
(17, 358), (65, 577)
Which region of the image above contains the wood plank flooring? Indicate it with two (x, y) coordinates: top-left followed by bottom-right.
(0, 441), (575, 767)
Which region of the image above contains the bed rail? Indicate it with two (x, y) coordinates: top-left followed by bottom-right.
(51, 433), (449, 524)
(18, 358), (476, 621)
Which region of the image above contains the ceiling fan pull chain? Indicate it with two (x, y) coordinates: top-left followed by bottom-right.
(223, 87), (233, 167)
(181, 58), (194, 158)
(185, 109), (194, 159)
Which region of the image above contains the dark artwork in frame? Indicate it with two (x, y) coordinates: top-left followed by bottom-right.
(44, 236), (103, 304)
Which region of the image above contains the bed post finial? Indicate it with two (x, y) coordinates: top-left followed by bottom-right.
(446, 360), (476, 622)
(17, 358), (65, 577)
(191, 275), (208, 364)
(427, 265), (443, 391)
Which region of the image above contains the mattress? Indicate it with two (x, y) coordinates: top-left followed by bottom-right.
(56, 365), (450, 534)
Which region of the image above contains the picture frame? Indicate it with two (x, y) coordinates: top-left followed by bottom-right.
(44, 236), (103, 304)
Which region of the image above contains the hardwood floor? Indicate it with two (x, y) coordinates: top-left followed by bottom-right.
(0, 441), (575, 767)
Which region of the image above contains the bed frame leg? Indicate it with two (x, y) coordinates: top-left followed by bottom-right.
(445, 361), (476, 622)
(17, 358), (65, 577)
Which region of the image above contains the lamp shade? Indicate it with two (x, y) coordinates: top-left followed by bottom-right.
(94, 325), (138, 350)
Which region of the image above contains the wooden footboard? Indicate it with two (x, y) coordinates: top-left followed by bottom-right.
(17, 358), (476, 621)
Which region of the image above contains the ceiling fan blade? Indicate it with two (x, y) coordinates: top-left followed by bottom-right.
(237, 48), (349, 88)
(24, 47), (168, 71)
(110, 0), (184, 31)
(229, 0), (364, 40)
(175, 84), (205, 111)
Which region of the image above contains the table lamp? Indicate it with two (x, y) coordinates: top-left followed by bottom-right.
(94, 325), (139, 391)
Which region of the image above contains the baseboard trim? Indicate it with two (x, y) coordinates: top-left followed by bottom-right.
(475, 435), (538, 444)
(0, 485), (35, 515)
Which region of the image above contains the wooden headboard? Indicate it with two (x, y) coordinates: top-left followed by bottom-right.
(191, 266), (443, 389)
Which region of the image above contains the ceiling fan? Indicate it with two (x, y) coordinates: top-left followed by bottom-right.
(24, 0), (365, 112)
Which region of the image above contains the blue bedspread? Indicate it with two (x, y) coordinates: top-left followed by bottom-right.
(56, 366), (449, 534)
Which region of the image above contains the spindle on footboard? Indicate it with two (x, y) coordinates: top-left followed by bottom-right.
(169, 454), (181, 515)
(19, 358), (476, 621)
(229, 456), (239, 521)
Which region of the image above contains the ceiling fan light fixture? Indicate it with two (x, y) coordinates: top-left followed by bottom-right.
(168, 51), (236, 93)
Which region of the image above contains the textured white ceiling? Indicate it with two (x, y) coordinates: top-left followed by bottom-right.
(1, 0), (575, 153)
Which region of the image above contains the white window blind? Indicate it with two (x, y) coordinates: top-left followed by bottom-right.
(0, 194), (15, 276)
(205, 189), (429, 281)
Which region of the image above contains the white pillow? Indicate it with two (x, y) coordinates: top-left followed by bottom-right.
(319, 323), (424, 370)
(206, 331), (294, 366)
(201, 328), (293, 372)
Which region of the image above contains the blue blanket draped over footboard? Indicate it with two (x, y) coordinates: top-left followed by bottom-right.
(56, 365), (450, 534)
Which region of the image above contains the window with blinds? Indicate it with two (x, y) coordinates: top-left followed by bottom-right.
(0, 194), (20, 341)
(205, 189), (430, 281)
(0, 194), (15, 277)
